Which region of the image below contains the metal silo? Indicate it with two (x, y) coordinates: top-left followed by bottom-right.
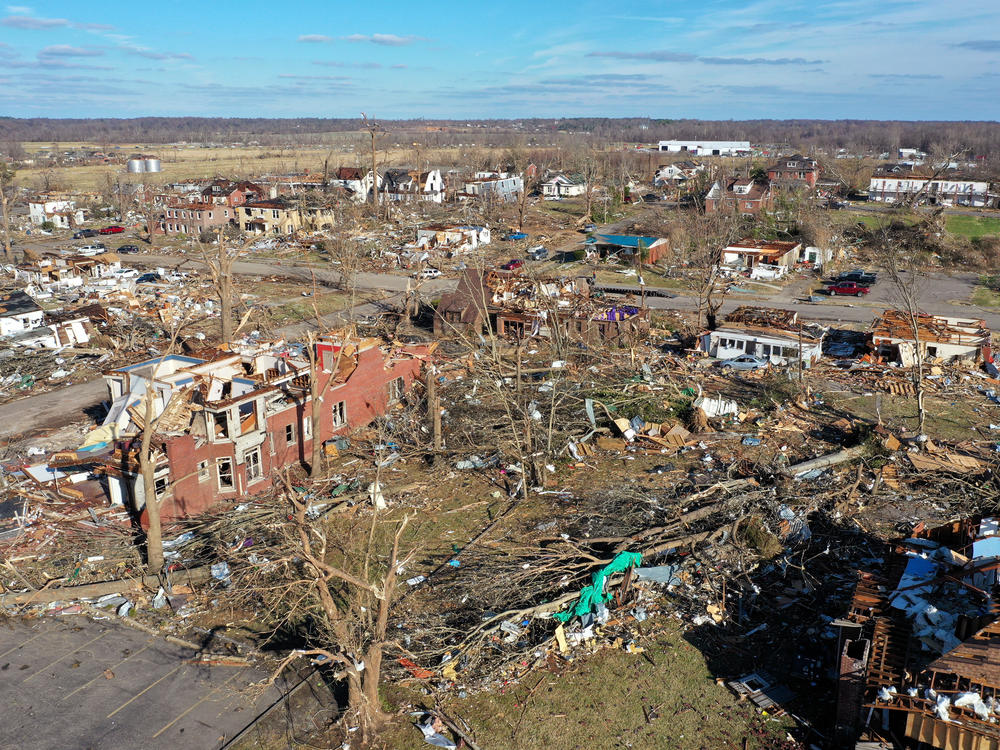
(144, 158), (161, 173)
(127, 158), (145, 173)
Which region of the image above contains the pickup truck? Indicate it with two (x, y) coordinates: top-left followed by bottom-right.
(826, 281), (871, 297)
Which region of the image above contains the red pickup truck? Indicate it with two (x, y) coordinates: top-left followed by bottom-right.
(826, 281), (870, 297)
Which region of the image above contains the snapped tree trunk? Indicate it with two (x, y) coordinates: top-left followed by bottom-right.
(140, 393), (164, 574)
(219, 275), (234, 345)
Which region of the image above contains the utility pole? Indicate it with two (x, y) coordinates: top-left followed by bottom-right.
(361, 113), (380, 211)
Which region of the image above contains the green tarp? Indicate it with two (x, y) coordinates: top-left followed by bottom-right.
(553, 551), (642, 623)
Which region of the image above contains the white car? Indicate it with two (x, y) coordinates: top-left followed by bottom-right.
(114, 268), (140, 279)
(414, 268), (442, 279)
(76, 244), (106, 256)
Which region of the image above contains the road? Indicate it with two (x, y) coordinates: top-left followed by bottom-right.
(0, 617), (299, 750)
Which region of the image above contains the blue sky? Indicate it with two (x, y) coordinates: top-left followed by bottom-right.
(0, 1), (998, 120)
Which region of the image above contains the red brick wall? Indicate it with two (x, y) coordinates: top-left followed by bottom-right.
(153, 345), (428, 524)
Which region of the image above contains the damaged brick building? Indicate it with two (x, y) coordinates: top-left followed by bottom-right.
(99, 336), (431, 524)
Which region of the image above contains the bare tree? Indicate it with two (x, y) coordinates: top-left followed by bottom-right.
(0, 163), (14, 263)
(136, 322), (189, 573)
(200, 230), (246, 345)
(875, 225), (929, 434)
(259, 481), (413, 740)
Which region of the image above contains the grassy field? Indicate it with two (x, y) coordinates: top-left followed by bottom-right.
(971, 284), (1000, 308)
(946, 214), (1000, 239)
(16, 140), (511, 193)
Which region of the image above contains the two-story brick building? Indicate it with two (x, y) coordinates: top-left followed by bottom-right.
(100, 336), (431, 524)
(157, 202), (236, 236)
(766, 154), (819, 189)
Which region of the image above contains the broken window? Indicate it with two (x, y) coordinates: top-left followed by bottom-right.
(388, 376), (404, 404)
(238, 401), (257, 434)
(332, 400), (347, 428)
(285, 423), (296, 445)
(154, 476), (169, 498)
(212, 411), (230, 439)
(197, 460), (209, 482)
(217, 457), (234, 491)
(244, 448), (262, 482)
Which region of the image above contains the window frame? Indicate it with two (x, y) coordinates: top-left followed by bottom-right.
(331, 400), (347, 428)
(244, 447), (262, 482)
(217, 457), (234, 491)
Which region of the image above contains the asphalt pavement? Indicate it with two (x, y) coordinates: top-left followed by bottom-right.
(0, 617), (292, 750)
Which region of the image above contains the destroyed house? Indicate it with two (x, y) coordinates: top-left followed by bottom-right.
(703, 306), (824, 364)
(870, 311), (990, 365)
(838, 518), (1000, 750)
(722, 238), (802, 270)
(414, 224), (490, 252)
(587, 234), (670, 265)
(434, 268), (649, 346)
(99, 338), (429, 523)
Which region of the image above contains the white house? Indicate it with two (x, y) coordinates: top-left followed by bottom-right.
(657, 140), (751, 157)
(383, 169), (445, 203)
(703, 307), (825, 365)
(868, 169), (989, 207)
(415, 224), (490, 252)
(540, 173), (587, 199)
(0, 290), (46, 336)
(28, 198), (86, 228)
(330, 167), (381, 203)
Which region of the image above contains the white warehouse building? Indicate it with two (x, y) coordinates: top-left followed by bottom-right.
(658, 140), (751, 157)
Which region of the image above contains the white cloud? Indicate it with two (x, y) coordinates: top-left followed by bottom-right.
(1, 14), (67, 29)
(343, 33), (423, 46)
(38, 44), (103, 57)
(298, 34), (332, 43)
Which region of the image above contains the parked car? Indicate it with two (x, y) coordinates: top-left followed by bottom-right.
(501, 259), (524, 271)
(99, 225), (125, 234)
(719, 355), (770, 371)
(73, 229), (98, 239)
(504, 232), (528, 241)
(826, 281), (871, 296)
(414, 268), (441, 279)
(116, 244), (140, 254)
(114, 268), (140, 279)
(837, 270), (877, 285)
(136, 272), (161, 283)
(581, 223), (597, 233)
(527, 245), (548, 260)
